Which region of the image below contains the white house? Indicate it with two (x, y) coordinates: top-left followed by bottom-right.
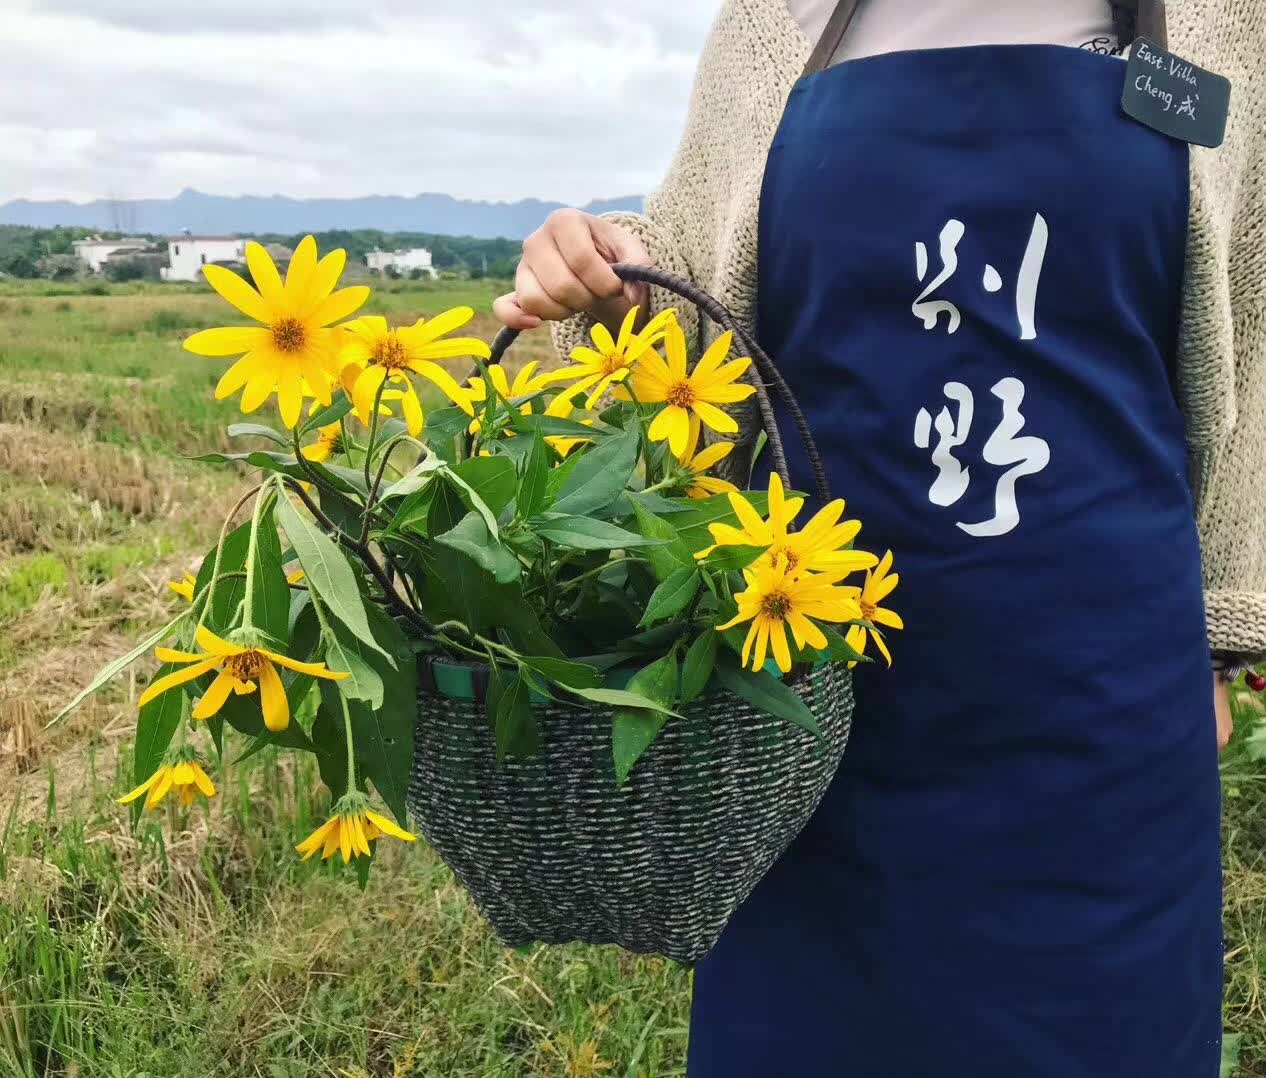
(162, 235), (246, 281)
(73, 237), (150, 274)
(366, 247), (435, 277)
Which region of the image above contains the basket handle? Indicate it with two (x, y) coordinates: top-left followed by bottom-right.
(488, 263), (832, 505)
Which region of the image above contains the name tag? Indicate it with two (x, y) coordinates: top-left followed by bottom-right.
(1122, 37), (1231, 148)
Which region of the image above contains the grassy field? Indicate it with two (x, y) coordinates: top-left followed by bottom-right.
(0, 276), (1264, 1076)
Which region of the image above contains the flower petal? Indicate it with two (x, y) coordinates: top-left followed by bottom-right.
(184, 326), (270, 357)
(309, 286), (371, 328)
(137, 658), (220, 709)
(692, 400), (739, 436)
(365, 810), (417, 843)
(285, 236), (318, 300)
(202, 264), (273, 325)
(245, 241), (285, 307)
(258, 660), (290, 732)
(192, 668), (237, 720)
(195, 626), (243, 657)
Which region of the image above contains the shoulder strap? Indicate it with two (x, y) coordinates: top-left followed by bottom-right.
(802, 0), (1167, 79)
(802, 0), (863, 76)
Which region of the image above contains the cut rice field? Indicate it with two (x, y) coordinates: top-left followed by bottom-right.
(0, 277), (1262, 1076)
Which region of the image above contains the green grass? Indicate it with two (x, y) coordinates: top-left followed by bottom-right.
(1, 277), (1263, 1076)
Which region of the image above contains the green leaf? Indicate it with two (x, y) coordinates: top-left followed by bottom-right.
(544, 450), (584, 503)
(669, 491), (773, 552)
(436, 512), (521, 584)
(630, 500), (695, 580)
(714, 651), (823, 739)
(299, 395), (353, 435)
(492, 670), (540, 762)
(310, 699), (350, 803)
(681, 630), (719, 703)
(197, 521), (250, 635)
(450, 455), (518, 518)
(275, 493), (394, 665)
(379, 456), (445, 502)
(518, 655), (602, 691)
(568, 685), (682, 717)
(193, 451), (364, 496)
(700, 544), (765, 574)
(348, 605), (415, 821)
(50, 610), (190, 727)
(247, 503), (291, 644)
(640, 567), (700, 627)
(420, 405), (471, 464)
(132, 664), (189, 786)
(227, 422), (287, 446)
(513, 413), (611, 440)
(533, 516), (664, 551)
(321, 616), (386, 709)
(552, 428), (639, 517)
(441, 465), (501, 539)
(612, 653), (679, 784)
(517, 428), (550, 519)
(819, 625), (870, 665)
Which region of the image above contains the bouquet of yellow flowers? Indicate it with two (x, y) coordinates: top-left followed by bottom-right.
(62, 238), (899, 958)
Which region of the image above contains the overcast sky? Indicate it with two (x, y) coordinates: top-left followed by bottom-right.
(0, 1), (718, 205)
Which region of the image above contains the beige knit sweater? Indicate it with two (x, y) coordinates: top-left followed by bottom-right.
(554, 0), (1266, 654)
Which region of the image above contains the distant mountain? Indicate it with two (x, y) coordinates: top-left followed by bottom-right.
(0, 188), (646, 241)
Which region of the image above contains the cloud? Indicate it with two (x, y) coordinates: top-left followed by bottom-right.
(0, 1), (718, 205)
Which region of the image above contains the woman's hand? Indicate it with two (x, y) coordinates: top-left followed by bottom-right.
(1215, 671), (1234, 752)
(493, 209), (652, 332)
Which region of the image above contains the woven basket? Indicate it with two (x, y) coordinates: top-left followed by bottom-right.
(407, 265), (852, 965)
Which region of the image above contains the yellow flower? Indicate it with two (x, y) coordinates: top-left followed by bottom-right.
(697, 473), (878, 577)
(301, 421), (344, 463)
(183, 237), (370, 430)
(340, 311), (486, 436)
(286, 568), (306, 586)
(545, 306), (678, 409)
(630, 322), (757, 456)
(467, 360), (557, 434)
(169, 572), (197, 602)
(295, 796), (417, 863)
(139, 625), (348, 732)
(717, 561), (863, 673)
(677, 420), (738, 500)
(844, 550), (903, 667)
(118, 753), (216, 811)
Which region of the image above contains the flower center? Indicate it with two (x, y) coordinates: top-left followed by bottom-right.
(860, 599), (877, 621)
(770, 546), (799, 573)
(372, 334), (410, 370)
(667, 381), (696, 409)
(271, 318), (306, 353)
(600, 352), (628, 377)
(224, 650), (266, 681)
(320, 430), (345, 454)
(760, 591), (792, 621)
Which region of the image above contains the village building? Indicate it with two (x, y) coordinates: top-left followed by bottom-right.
(72, 237), (151, 273)
(162, 234), (246, 281)
(365, 247), (436, 277)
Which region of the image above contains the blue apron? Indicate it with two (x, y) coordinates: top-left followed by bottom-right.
(688, 45), (1223, 1077)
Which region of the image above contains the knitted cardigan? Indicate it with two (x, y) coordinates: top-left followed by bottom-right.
(553, 0), (1266, 654)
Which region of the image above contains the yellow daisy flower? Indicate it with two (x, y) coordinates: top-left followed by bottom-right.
(183, 237), (370, 429)
(844, 550), (903, 667)
(139, 625), (348, 732)
(168, 572), (197, 602)
(697, 473), (878, 577)
(467, 360), (557, 433)
(677, 420), (739, 500)
(717, 561), (863, 674)
(629, 322), (757, 456)
(544, 306), (678, 409)
(340, 311), (485, 436)
(295, 796), (417, 864)
(118, 752), (216, 811)
(301, 421), (345, 463)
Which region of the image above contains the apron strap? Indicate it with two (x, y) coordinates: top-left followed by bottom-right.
(802, 0), (1167, 78)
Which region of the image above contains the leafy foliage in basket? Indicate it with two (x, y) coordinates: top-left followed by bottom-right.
(58, 237), (901, 878)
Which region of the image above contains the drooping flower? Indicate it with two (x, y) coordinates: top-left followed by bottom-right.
(169, 572), (197, 602)
(697, 473), (878, 577)
(717, 561), (863, 673)
(295, 793), (416, 863)
(340, 311), (485, 436)
(118, 749), (216, 811)
(677, 420), (739, 500)
(544, 306), (678, 409)
(139, 626), (348, 732)
(183, 237), (370, 429)
(301, 421), (345, 463)
(844, 550), (903, 667)
(628, 322), (756, 456)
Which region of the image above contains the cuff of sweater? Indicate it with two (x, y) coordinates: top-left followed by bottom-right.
(1205, 590), (1266, 655)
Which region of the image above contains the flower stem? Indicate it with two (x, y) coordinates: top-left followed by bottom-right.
(197, 483), (265, 634)
(339, 691), (357, 794)
(363, 378), (389, 497)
